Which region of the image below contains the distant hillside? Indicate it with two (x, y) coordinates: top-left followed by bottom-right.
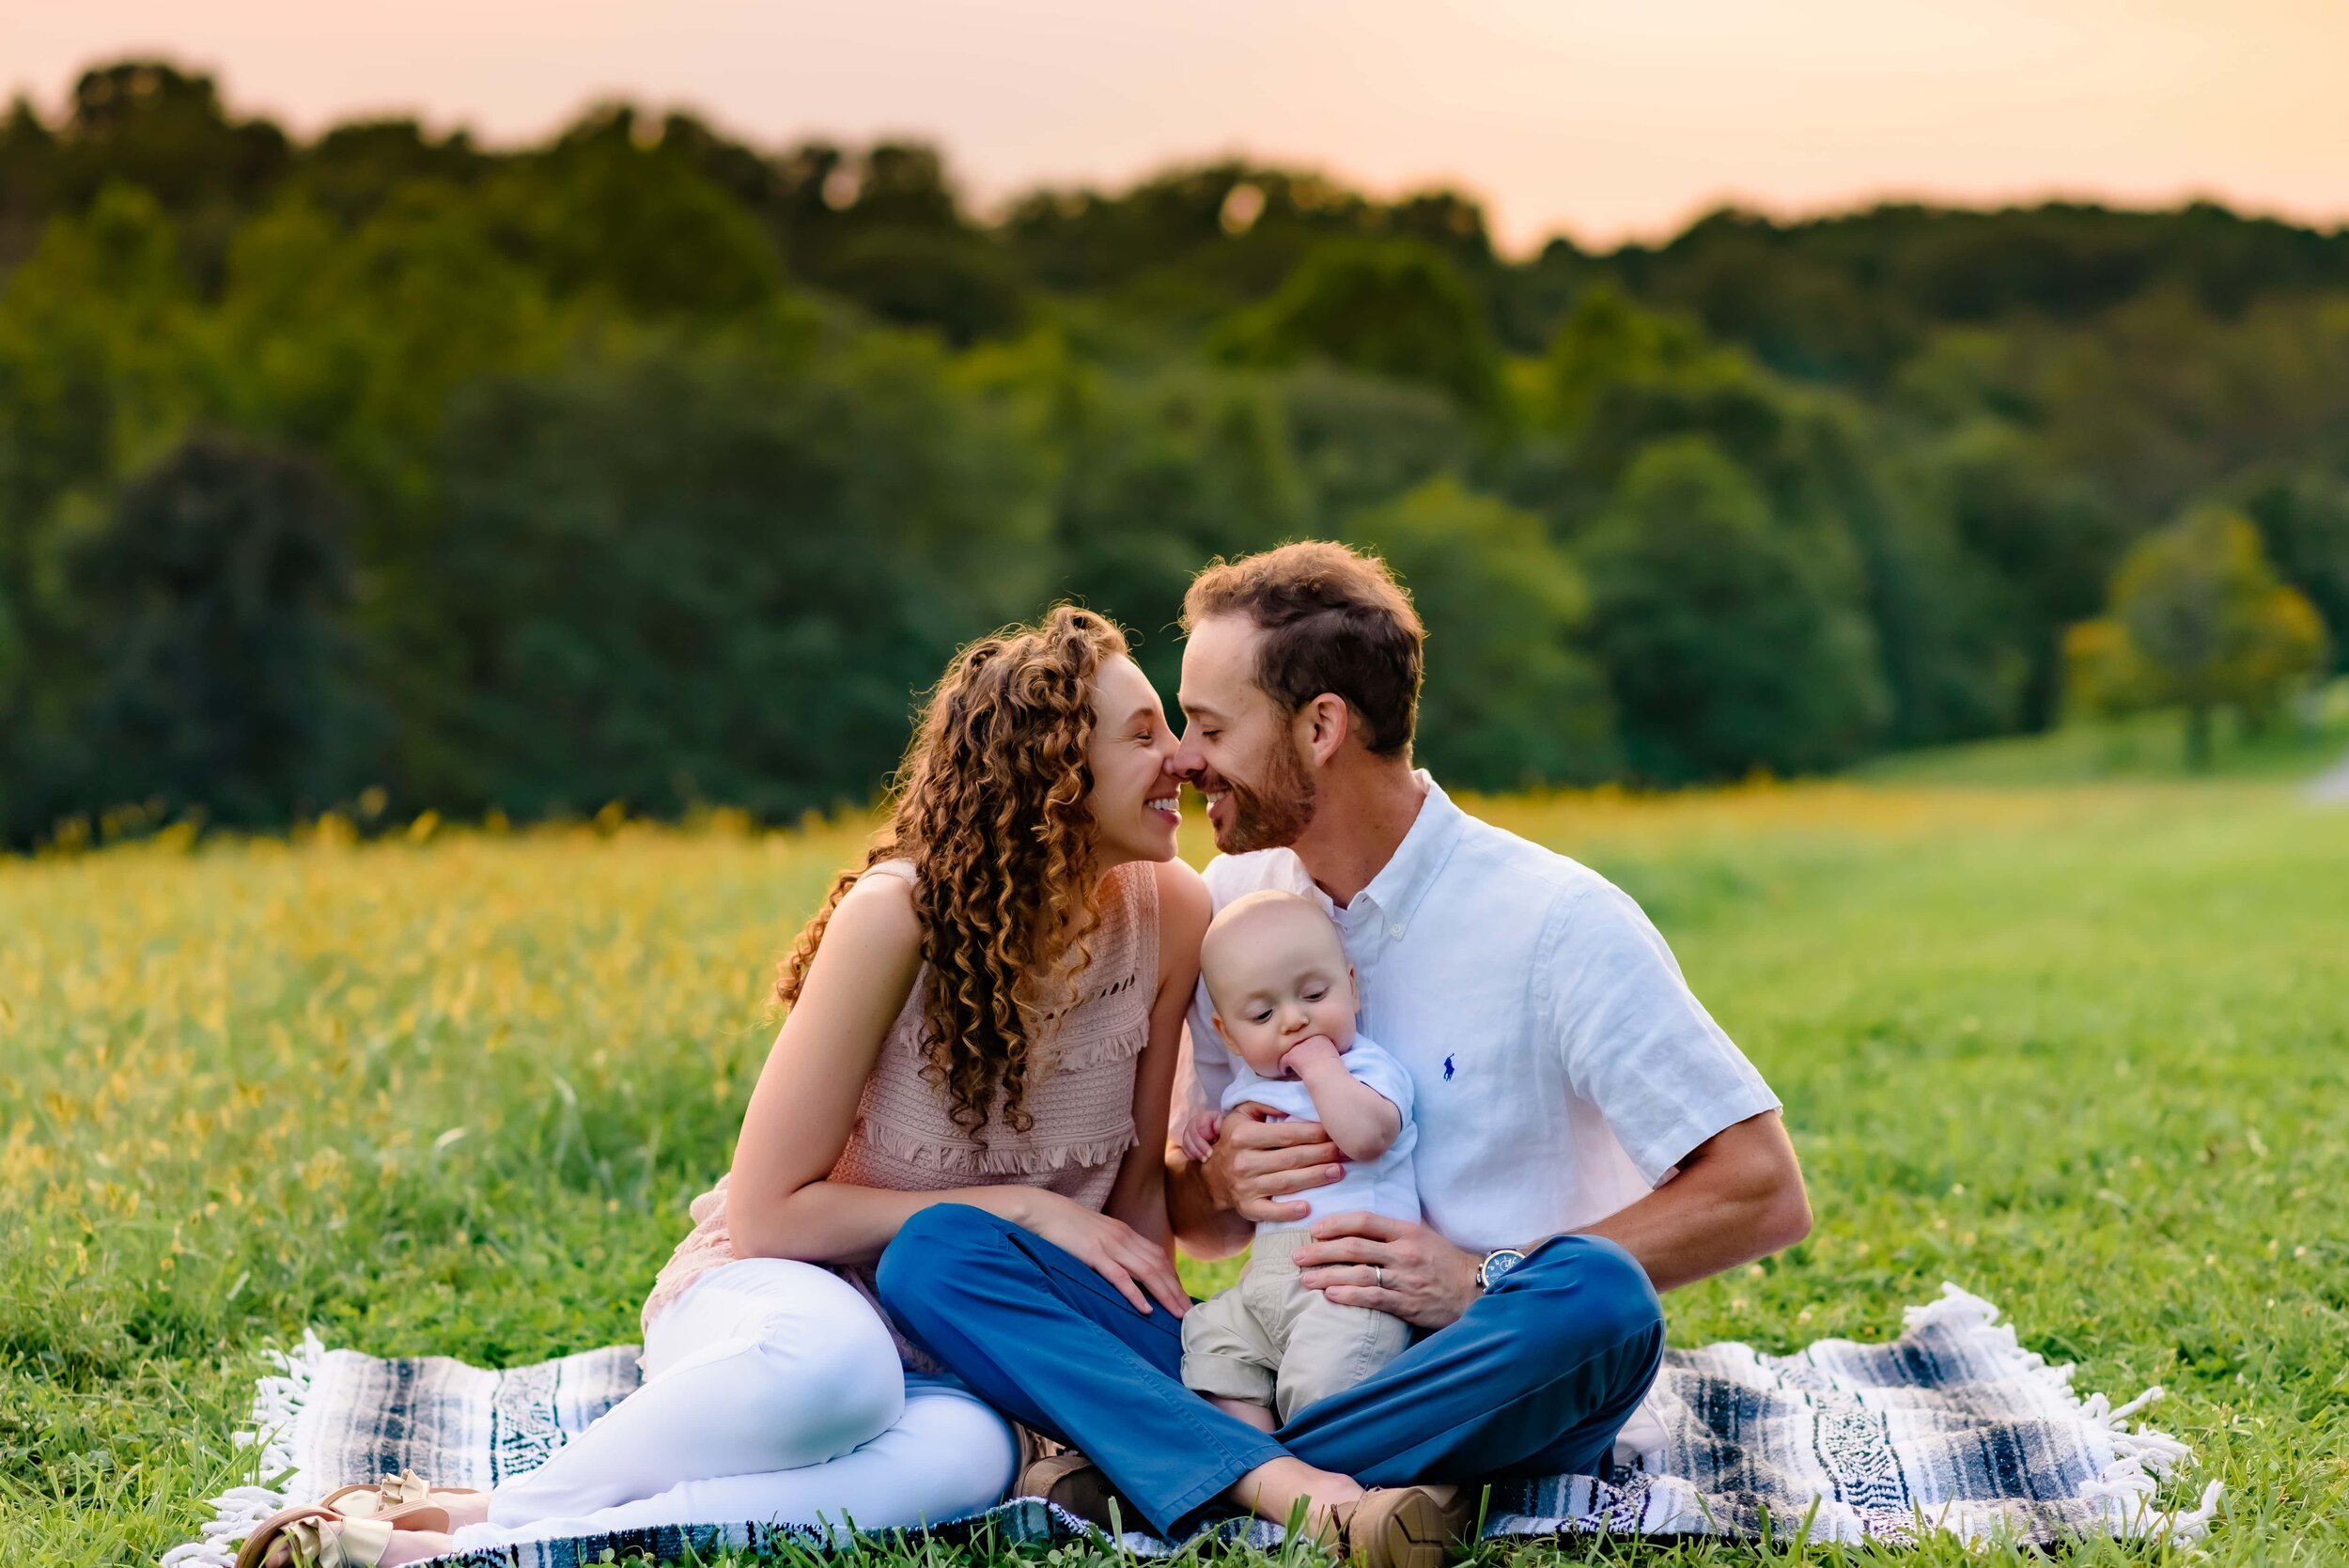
(1, 59), (2343, 842)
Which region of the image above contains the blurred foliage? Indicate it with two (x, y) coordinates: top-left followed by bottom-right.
(1581, 438), (1889, 783)
(2066, 509), (2326, 766)
(3, 58), (2347, 840)
(1349, 476), (1613, 789)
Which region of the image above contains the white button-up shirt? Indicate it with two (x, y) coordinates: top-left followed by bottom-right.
(1181, 772), (1781, 1254)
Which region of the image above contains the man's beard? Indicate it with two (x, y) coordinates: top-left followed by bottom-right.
(1211, 738), (1317, 854)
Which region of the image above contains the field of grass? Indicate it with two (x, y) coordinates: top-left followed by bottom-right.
(5, 760), (2346, 1566)
(1854, 682), (2349, 788)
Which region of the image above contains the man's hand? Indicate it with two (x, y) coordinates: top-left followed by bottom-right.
(1199, 1102), (1345, 1224)
(1294, 1211), (1483, 1329)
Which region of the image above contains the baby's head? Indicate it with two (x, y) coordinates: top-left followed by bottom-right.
(1199, 890), (1358, 1078)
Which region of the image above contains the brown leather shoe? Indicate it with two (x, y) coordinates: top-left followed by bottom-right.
(1337, 1485), (1478, 1568)
(1016, 1449), (1134, 1532)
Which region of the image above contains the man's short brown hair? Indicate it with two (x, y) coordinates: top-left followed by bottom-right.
(1183, 541), (1424, 756)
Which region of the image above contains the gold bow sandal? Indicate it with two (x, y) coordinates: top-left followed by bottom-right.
(319, 1470), (484, 1526)
(231, 1505), (399, 1568)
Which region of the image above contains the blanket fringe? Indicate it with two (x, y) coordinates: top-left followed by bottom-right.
(1907, 1284), (2220, 1544)
(159, 1328), (328, 1568)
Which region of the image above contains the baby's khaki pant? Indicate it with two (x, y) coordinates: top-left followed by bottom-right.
(1180, 1226), (1412, 1425)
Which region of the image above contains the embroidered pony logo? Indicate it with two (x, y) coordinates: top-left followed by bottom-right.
(1442, 1054), (1456, 1081)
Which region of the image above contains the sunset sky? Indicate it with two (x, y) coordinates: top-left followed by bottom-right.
(7, 0), (2346, 253)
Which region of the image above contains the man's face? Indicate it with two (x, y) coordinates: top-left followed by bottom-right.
(1174, 614), (1318, 854)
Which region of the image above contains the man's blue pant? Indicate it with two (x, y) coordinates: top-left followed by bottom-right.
(875, 1205), (1665, 1538)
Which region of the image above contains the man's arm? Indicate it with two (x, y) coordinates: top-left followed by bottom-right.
(1575, 1108), (1809, 1291)
(1294, 1109), (1808, 1325)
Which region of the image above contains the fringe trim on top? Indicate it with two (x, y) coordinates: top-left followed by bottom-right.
(1904, 1283), (2223, 1545)
(1044, 1020), (1149, 1073)
(850, 1116), (1137, 1177)
(161, 1328), (329, 1568)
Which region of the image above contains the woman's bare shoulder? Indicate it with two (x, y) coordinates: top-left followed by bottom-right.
(814, 868), (923, 970)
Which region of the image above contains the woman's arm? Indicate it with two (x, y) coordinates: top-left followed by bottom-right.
(724, 867), (1192, 1314)
(723, 874), (1043, 1268)
(1103, 860), (1212, 1251)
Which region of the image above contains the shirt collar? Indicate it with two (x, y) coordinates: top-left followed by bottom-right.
(1345, 769), (1466, 934)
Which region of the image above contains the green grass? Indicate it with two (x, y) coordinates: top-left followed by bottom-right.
(1855, 682), (2349, 788)
(5, 772), (2346, 1567)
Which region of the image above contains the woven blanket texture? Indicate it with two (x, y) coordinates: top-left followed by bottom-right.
(162, 1283), (2218, 1567)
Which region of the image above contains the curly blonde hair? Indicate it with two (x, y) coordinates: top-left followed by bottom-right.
(776, 605), (1132, 1138)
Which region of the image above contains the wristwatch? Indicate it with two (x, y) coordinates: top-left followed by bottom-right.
(1477, 1247), (1528, 1292)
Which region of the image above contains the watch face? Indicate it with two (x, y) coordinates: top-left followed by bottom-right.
(1481, 1249), (1527, 1289)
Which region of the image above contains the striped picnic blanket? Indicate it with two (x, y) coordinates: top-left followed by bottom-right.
(162, 1284), (2217, 1567)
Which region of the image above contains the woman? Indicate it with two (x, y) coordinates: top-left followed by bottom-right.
(238, 607), (1211, 1567)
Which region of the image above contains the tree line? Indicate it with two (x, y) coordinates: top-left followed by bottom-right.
(2, 60), (2342, 844)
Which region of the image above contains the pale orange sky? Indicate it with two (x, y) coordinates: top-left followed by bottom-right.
(7, 0), (2347, 253)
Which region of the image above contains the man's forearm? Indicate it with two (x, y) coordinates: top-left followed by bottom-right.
(1574, 1179), (1804, 1292)
(1165, 1147), (1252, 1260)
(1571, 1112), (1811, 1292)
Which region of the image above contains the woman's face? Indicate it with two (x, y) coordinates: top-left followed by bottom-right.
(1083, 654), (1184, 869)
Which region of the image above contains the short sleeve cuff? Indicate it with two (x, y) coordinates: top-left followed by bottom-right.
(1628, 1080), (1784, 1187)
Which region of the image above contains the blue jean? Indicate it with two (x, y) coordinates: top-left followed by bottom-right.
(875, 1205), (1664, 1538)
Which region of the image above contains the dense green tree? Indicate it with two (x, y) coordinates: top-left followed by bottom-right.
(1579, 438), (1889, 783)
(2233, 468), (2349, 673)
(1043, 370), (1312, 694)
(1213, 240), (1505, 419)
(211, 184), (568, 518)
(817, 226), (1028, 345)
(0, 98), (56, 268)
(1280, 365), (1475, 522)
(0, 183), (214, 835)
(54, 61), (289, 218)
(1610, 200), (2349, 386)
(1351, 477), (1614, 787)
(498, 122), (786, 319)
(2067, 508), (2327, 766)
(0, 182), (210, 732)
(285, 118), (484, 225)
(9, 53), (2349, 838)
(51, 435), (371, 828)
(1532, 307), (2007, 746)
(1540, 284), (1737, 437)
(402, 338), (1054, 818)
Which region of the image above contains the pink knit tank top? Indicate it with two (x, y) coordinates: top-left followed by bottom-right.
(641, 858), (1160, 1363)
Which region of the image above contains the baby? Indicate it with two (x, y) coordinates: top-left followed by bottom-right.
(1178, 890), (1419, 1430)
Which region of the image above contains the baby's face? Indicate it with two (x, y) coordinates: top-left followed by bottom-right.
(1203, 907), (1358, 1079)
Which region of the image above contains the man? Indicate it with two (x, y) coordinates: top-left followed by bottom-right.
(879, 543), (1809, 1568)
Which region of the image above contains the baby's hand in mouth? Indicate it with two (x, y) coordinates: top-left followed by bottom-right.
(1279, 1035), (1343, 1077)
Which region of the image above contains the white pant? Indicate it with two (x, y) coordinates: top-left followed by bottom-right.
(448, 1258), (1019, 1549)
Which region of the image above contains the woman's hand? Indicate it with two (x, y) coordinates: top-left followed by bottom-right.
(995, 1188), (1190, 1318)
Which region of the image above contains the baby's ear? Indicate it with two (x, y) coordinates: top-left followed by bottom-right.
(1209, 1012), (1230, 1047)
